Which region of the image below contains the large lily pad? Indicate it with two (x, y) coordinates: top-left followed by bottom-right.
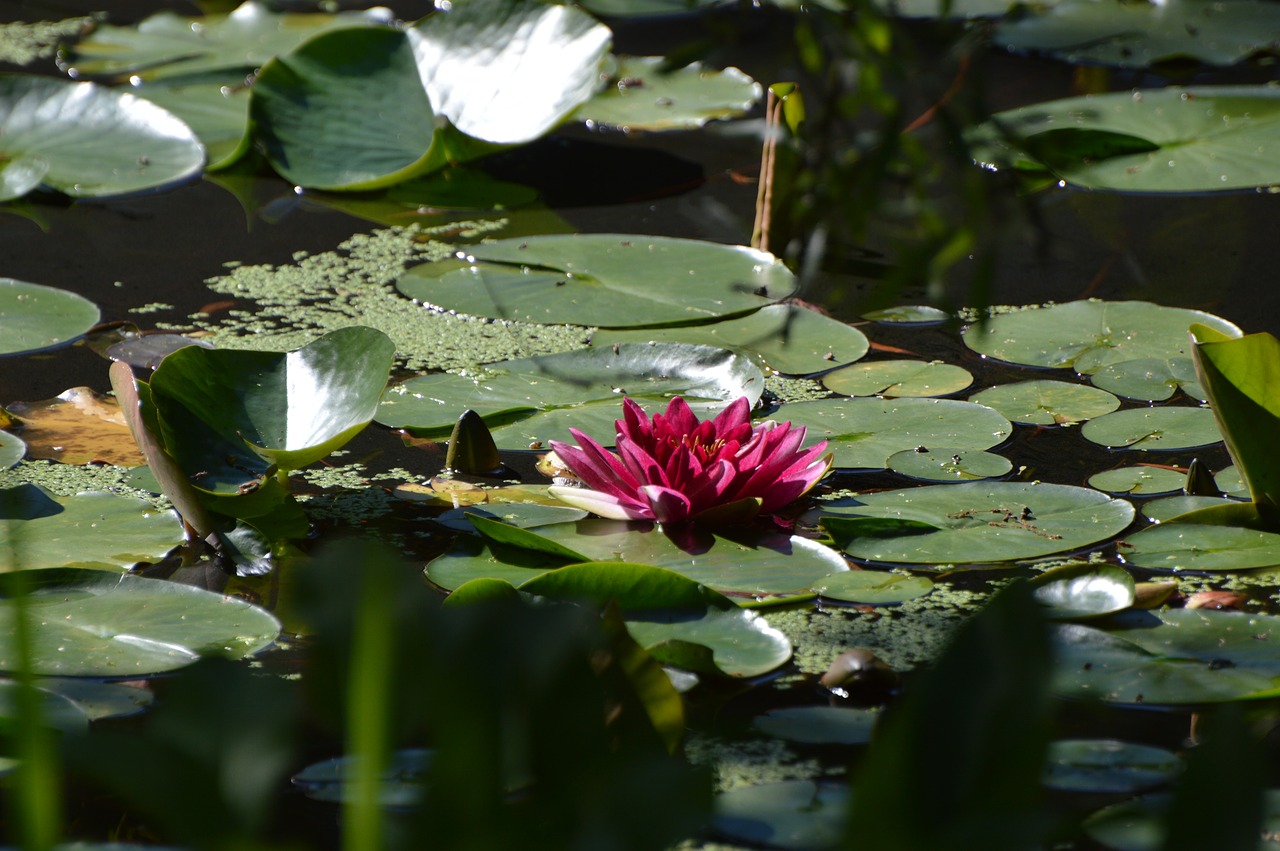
(407, 0), (611, 145)
(376, 342), (762, 438)
(0, 75), (203, 201)
(777, 397), (1012, 470)
(962, 301), (1240, 373)
(823, 360), (973, 398)
(1052, 608), (1280, 704)
(0, 278), (99, 357)
(0, 484), (183, 572)
(995, 0), (1280, 69)
(969, 86), (1280, 192)
(135, 78), (252, 171)
(250, 27), (441, 191)
(149, 326), (395, 486)
(428, 518), (850, 600)
(1080, 406), (1221, 451)
(1089, 357), (1206, 402)
(1121, 522), (1280, 571)
(574, 56), (760, 131)
(821, 481), (1135, 565)
(520, 562), (793, 678)
(396, 235), (796, 328)
(63, 1), (392, 81)
(591, 303), (870, 375)
(0, 568), (280, 677)
(968, 379), (1120, 425)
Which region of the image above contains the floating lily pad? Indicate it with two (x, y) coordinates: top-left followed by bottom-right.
(822, 360), (973, 398)
(1081, 406), (1221, 451)
(0, 75), (203, 200)
(407, 0), (611, 145)
(0, 484), (183, 572)
(968, 379), (1120, 425)
(1089, 358), (1206, 403)
(435, 503), (588, 533)
(811, 570), (933, 604)
(376, 342), (762, 438)
(752, 706), (880, 745)
(427, 518), (849, 600)
(873, 0), (1019, 17)
(591, 303), (870, 375)
(64, 1), (391, 81)
(1052, 608), (1280, 704)
(1030, 562), (1136, 620)
(777, 397), (1012, 470)
(1141, 494), (1238, 522)
(0, 431), (22, 470)
(0, 567), (281, 676)
(135, 78), (252, 171)
(821, 481), (1135, 565)
(0, 680), (88, 734)
(995, 0), (1280, 68)
(574, 0), (726, 16)
(713, 780), (848, 850)
(574, 56), (760, 131)
(861, 305), (949, 324)
(1216, 464), (1247, 496)
(887, 447), (1013, 482)
(36, 678), (153, 721)
(969, 86), (1280, 192)
(1084, 790), (1280, 850)
(149, 326), (396, 490)
(1089, 466), (1187, 495)
(0, 278), (99, 357)
(396, 235), (796, 328)
(1121, 522), (1280, 571)
(250, 27), (441, 191)
(521, 561), (793, 678)
(1042, 739), (1182, 794)
(292, 748), (431, 807)
(962, 301), (1240, 373)
(5, 387), (142, 466)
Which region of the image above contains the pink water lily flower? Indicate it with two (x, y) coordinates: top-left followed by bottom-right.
(547, 396), (833, 525)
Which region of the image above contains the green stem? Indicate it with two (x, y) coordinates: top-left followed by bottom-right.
(343, 563), (394, 851)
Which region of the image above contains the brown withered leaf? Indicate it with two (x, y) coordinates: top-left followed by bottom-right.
(1185, 590), (1251, 611)
(1132, 581), (1178, 609)
(6, 387), (144, 465)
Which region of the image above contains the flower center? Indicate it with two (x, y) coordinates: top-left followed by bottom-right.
(673, 434), (726, 465)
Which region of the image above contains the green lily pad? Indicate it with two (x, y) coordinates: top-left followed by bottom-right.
(427, 518), (849, 601)
(376, 342), (763, 438)
(1052, 608), (1280, 704)
(64, 1), (391, 81)
(0, 431), (23, 470)
(1089, 357), (1206, 403)
(1121, 522), (1280, 571)
(36, 678), (153, 721)
(250, 27), (441, 191)
(861, 305), (950, 324)
(396, 234), (796, 328)
(0, 567), (281, 676)
(995, 0), (1280, 68)
(1081, 406), (1221, 451)
(811, 570), (933, 604)
(292, 748), (431, 807)
(1030, 562), (1136, 620)
(574, 0), (726, 16)
(1088, 466), (1188, 495)
(436, 503), (588, 533)
(1084, 790), (1280, 850)
(0, 74), (204, 201)
(301, 167), (540, 223)
(777, 397), (1012, 470)
(135, 78), (252, 171)
(407, 0), (611, 145)
(0, 484), (183, 572)
(968, 379), (1121, 425)
(969, 86), (1280, 192)
(1042, 739), (1182, 794)
(0, 279), (99, 357)
(574, 56), (760, 131)
(713, 780), (848, 850)
(591, 303), (870, 375)
(1217, 464), (1248, 496)
(521, 561), (793, 678)
(873, 0), (1020, 17)
(887, 447), (1013, 482)
(149, 327), (396, 489)
(1142, 494), (1238, 522)
(820, 481), (1136, 565)
(752, 706), (880, 745)
(822, 360), (973, 398)
(0, 680), (89, 734)
(962, 301), (1240, 373)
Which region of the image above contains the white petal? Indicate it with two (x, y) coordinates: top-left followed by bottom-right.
(547, 486), (651, 521)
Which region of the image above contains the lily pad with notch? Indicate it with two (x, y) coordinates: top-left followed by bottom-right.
(1121, 521), (1280, 571)
(0, 278), (99, 357)
(811, 570), (933, 605)
(887, 447), (1012, 483)
(135, 77), (252, 171)
(819, 481), (1136, 565)
(822, 360), (973, 398)
(396, 234), (796, 328)
(968, 379), (1120, 425)
(574, 56), (760, 131)
(376, 342), (762, 439)
(1081, 406), (1221, 452)
(1088, 465), (1188, 496)
(1089, 357), (1206, 403)
(0, 567), (281, 677)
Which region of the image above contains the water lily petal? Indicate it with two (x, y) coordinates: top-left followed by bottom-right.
(618, 435), (668, 488)
(640, 484), (694, 525)
(655, 396), (698, 439)
(548, 485), (652, 521)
